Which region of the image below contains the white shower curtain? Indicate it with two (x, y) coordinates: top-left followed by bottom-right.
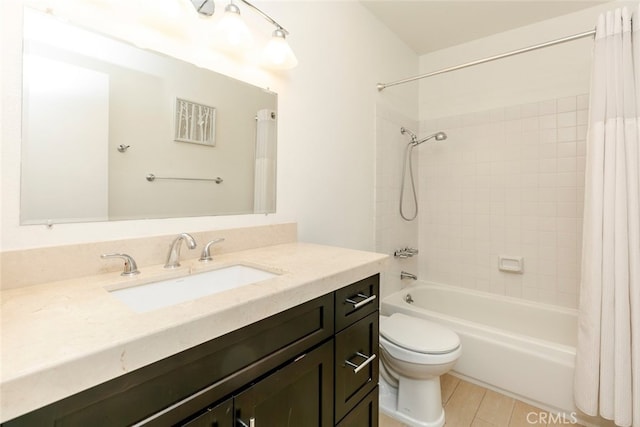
(574, 4), (640, 427)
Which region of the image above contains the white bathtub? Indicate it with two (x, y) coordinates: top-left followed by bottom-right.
(382, 282), (578, 414)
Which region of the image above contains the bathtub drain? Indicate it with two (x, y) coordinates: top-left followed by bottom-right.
(405, 294), (414, 304)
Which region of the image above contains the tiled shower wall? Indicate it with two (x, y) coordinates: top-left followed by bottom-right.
(418, 94), (588, 308)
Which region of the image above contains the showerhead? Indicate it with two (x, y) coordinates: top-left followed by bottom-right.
(414, 131), (447, 145)
(435, 132), (447, 141)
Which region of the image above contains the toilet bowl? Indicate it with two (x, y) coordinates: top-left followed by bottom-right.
(379, 313), (461, 427)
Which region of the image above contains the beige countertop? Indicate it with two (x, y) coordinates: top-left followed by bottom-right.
(0, 242), (387, 423)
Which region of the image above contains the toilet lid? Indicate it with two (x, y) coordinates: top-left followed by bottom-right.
(380, 313), (460, 354)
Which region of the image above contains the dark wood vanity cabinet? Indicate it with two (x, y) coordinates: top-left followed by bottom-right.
(2, 275), (379, 427)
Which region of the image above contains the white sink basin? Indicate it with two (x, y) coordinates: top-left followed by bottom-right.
(108, 264), (278, 313)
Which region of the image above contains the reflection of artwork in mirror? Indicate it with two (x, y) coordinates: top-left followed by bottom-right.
(175, 98), (216, 146)
(20, 8), (277, 225)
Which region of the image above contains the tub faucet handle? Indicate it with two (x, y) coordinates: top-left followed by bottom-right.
(394, 251), (408, 258)
(394, 248), (409, 258)
(394, 247), (419, 258)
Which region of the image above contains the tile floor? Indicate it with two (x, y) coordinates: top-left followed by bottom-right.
(379, 374), (583, 427)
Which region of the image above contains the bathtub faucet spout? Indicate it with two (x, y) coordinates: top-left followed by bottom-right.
(401, 271), (417, 280)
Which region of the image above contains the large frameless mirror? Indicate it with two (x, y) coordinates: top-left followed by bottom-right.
(20, 8), (277, 225)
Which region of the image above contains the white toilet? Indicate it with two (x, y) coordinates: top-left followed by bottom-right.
(378, 313), (462, 427)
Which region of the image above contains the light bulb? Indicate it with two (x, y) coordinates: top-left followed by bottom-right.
(263, 29), (298, 70)
(215, 2), (253, 51)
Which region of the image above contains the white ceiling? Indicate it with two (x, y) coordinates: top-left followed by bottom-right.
(360, 1), (609, 55)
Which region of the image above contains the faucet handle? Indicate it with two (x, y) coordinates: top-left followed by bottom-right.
(199, 238), (225, 262)
(394, 247), (419, 258)
(101, 253), (140, 276)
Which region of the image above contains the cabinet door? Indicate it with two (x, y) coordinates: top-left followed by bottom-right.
(234, 340), (334, 427)
(336, 388), (379, 427)
(334, 312), (379, 423)
(181, 398), (233, 427)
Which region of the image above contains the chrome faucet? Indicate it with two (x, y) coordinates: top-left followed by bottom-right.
(400, 271), (417, 280)
(199, 238), (225, 262)
(164, 233), (197, 269)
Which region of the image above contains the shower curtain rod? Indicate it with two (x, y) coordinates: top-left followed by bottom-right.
(377, 29), (596, 91)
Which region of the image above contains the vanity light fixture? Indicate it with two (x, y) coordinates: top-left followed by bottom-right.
(190, 0), (297, 69)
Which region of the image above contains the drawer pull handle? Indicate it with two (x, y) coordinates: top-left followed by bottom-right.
(345, 293), (377, 309)
(345, 352), (377, 374)
(237, 417), (255, 427)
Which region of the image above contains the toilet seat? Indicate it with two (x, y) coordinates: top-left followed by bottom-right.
(380, 314), (461, 364)
(380, 334), (461, 365)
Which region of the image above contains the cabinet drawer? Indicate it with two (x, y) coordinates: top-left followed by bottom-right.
(336, 387), (379, 427)
(335, 275), (379, 332)
(334, 312), (379, 423)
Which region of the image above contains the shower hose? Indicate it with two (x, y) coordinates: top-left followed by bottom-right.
(399, 142), (418, 221)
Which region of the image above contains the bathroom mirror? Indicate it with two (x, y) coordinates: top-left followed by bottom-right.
(20, 8), (277, 225)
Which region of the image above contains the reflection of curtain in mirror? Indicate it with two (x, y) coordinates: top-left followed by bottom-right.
(254, 109), (276, 213)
